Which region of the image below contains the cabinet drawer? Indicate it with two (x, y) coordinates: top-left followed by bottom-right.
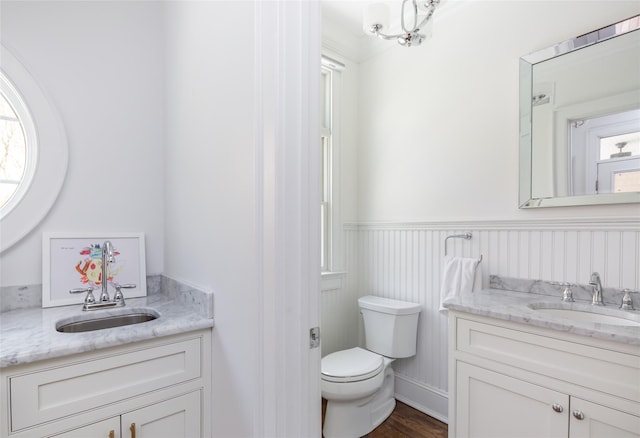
(455, 317), (640, 403)
(10, 337), (201, 432)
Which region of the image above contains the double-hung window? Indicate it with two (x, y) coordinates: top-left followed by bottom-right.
(320, 55), (344, 274)
(321, 67), (332, 272)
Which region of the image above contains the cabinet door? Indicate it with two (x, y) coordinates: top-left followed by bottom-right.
(570, 397), (640, 438)
(121, 391), (201, 438)
(49, 417), (121, 438)
(456, 362), (568, 438)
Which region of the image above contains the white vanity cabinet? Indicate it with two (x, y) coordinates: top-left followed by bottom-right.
(50, 418), (121, 438)
(0, 330), (211, 438)
(448, 312), (640, 438)
(51, 391), (201, 438)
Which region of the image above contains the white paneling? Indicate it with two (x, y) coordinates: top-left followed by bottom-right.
(321, 287), (358, 357)
(565, 231), (579, 281)
(324, 219), (640, 421)
(621, 231), (639, 289)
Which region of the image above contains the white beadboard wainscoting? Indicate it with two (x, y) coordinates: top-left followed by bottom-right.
(321, 217), (640, 423)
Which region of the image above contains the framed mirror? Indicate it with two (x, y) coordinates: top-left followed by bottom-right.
(519, 15), (640, 208)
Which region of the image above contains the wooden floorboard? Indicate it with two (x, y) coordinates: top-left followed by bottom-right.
(322, 399), (448, 438)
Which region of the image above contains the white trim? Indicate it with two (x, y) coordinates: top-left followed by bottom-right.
(395, 374), (449, 424)
(346, 217), (640, 231)
(321, 51), (345, 274)
(255, 1), (321, 437)
(321, 55), (345, 71)
(321, 271), (346, 292)
(321, 271), (347, 280)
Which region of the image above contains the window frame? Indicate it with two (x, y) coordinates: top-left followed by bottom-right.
(0, 45), (68, 253)
(320, 56), (344, 275)
(0, 68), (38, 216)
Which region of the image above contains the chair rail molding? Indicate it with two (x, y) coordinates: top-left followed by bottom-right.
(346, 216), (640, 231)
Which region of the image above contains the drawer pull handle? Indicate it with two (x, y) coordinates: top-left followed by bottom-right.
(573, 410), (585, 420)
(551, 403), (563, 413)
(130, 423), (136, 438)
(109, 431), (115, 438)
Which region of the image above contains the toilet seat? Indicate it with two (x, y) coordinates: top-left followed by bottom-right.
(321, 347), (384, 383)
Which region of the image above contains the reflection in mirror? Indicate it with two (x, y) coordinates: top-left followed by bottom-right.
(520, 15), (640, 208)
(569, 110), (639, 196)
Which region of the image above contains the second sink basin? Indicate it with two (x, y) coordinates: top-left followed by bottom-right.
(56, 309), (159, 333)
(529, 303), (640, 327)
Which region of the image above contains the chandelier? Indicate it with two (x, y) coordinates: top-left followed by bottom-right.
(364, 0), (443, 47)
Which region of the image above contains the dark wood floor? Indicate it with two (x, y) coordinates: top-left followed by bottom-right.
(322, 399), (448, 438)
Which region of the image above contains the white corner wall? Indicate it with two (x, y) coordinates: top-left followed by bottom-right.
(0, 1), (165, 286)
(163, 2), (260, 436)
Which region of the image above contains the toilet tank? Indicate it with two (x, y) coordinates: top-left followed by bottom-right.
(358, 295), (421, 359)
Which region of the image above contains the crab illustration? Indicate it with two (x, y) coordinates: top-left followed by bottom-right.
(75, 243), (120, 287)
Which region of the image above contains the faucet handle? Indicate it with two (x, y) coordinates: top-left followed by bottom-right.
(69, 287), (96, 307)
(551, 282), (575, 302)
(112, 284), (136, 304)
(620, 289), (638, 311)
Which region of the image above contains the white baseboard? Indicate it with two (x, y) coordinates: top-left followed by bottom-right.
(394, 374), (449, 424)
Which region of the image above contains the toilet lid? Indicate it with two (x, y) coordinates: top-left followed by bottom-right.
(321, 347), (384, 383)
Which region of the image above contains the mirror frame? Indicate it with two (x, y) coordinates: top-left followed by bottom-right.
(519, 15), (640, 208)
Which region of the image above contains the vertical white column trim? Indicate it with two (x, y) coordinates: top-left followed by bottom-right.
(254, 1), (322, 437)
(253, 1), (268, 435)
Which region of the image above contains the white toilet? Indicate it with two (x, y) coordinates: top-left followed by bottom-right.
(321, 295), (421, 438)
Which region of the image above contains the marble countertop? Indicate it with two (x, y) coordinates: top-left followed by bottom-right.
(443, 288), (640, 346)
(0, 291), (214, 368)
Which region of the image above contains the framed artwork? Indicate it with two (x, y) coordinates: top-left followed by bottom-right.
(42, 232), (146, 308)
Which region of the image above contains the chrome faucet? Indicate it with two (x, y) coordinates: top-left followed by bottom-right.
(68, 240), (137, 311)
(589, 272), (604, 305)
(100, 240), (116, 302)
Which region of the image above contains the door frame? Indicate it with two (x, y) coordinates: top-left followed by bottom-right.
(254, 1), (322, 436)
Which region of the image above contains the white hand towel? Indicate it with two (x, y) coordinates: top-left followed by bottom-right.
(439, 256), (481, 313)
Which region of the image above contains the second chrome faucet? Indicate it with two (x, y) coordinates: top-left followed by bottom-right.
(589, 272), (604, 305)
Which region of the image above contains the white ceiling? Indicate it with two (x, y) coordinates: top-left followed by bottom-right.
(322, 0), (370, 39)
(321, 0), (464, 60)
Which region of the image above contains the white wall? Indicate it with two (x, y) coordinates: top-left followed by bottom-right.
(357, 1), (640, 221)
(163, 2), (259, 435)
(0, 1), (165, 286)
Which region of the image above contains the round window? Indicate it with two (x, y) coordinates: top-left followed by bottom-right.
(0, 46), (68, 253)
(0, 73), (37, 216)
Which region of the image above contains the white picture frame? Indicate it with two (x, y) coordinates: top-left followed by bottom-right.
(42, 232), (147, 308)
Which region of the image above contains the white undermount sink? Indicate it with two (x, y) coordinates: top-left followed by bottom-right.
(529, 303), (640, 327)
